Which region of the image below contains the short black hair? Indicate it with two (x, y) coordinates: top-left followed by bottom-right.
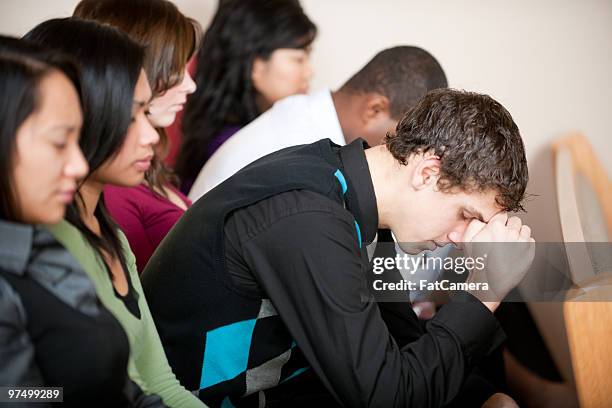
(0, 35), (81, 221)
(386, 88), (528, 212)
(340, 46), (447, 119)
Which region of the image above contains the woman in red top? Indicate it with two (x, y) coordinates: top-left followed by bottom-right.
(74, 0), (200, 272)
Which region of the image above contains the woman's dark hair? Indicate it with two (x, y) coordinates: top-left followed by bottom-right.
(0, 35), (82, 221)
(74, 0), (201, 195)
(24, 18), (144, 272)
(176, 0), (317, 186)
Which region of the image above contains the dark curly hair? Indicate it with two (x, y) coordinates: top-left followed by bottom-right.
(386, 88), (528, 212)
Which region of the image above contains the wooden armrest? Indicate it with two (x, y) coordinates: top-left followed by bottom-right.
(563, 282), (612, 407)
(565, 272), (612, 301)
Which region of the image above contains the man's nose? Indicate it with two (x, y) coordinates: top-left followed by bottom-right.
(447, 221), (470, 245)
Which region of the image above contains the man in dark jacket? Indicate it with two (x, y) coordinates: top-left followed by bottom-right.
(142, 88), (532, 408)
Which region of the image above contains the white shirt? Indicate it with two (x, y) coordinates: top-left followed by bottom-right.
(188, 89), (345, 201)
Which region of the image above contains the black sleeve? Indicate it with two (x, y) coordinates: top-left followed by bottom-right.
(239, 210), (505, 408)
(0, 277), (49, 408)
(0, 277), (45, 386)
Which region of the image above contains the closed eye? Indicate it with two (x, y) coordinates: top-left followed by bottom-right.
(460, 211), (474, 221)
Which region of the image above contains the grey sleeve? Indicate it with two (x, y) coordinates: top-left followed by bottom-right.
(0, 277), (45, 388)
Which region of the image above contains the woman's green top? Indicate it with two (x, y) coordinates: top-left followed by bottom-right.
(48, 220), (205, 408)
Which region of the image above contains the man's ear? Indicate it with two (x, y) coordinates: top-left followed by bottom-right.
(362, 93), (391, 123)
(358, 93), (397, 146)
(411, 154), (441, 191)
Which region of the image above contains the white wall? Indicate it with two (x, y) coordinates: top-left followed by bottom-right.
(303, 0), (612, 243)
(2, 0), (611, 380)
(3, 0), (610, 243)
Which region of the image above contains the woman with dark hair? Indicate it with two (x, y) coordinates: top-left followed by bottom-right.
(0, 35), (145, 406)
(74, 0), (201, 273)
(24, 19), (204, 408)
(176, 0), (317, 193)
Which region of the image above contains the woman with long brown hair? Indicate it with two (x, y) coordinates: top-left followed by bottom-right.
(74, 0), (201, 273)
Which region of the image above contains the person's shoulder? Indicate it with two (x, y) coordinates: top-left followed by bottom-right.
(105, 183), (150, 194)
(274, 91), (315, 108)
(45, 221), (104, 273)
(105, 184), (151, 204)
(269, 90), (327, 118)
(268, 189), (343, 214)
(0, 273), (26, 324)
(46, 219), (79, 241)
(227, 189), (352, 241)
(270, 90), (333, 137)
(46, 220), (93, 252)
(115, 228), (138, 272)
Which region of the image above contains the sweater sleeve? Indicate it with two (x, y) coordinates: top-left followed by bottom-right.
(120, 235), (207, 408)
